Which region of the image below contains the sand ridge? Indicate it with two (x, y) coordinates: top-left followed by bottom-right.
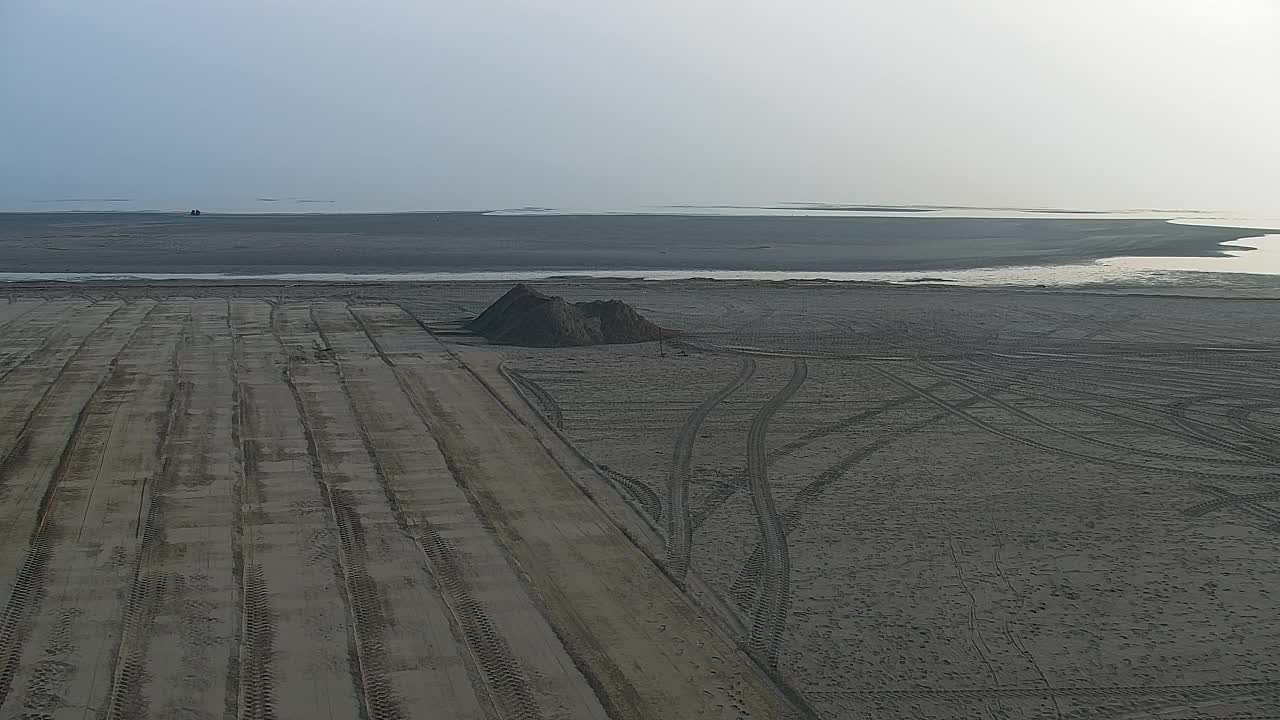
(468, 284), (669, 347)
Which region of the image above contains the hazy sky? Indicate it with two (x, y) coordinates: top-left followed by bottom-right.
(3, 1), (1278, 212)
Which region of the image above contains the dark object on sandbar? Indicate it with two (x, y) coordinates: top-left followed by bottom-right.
(189, 209), (201, 216)
(468, 284), (674, 347)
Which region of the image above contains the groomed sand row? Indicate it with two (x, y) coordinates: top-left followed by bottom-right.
(0, 297), (801, 720)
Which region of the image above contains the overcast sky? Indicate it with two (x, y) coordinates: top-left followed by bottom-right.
(2, 1), (1277, 212)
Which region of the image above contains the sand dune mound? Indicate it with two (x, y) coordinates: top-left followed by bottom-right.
(468, 284), (670, 346)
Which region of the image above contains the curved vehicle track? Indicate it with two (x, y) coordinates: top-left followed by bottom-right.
(1183, 485), (1280, 530)
(665, 356), (755, 584)
(1184, 486), (1280, 518)
(507, 369), (564, 430)
(915, 361), (1273, 469)
(1163, 394), (1268, 454)
(1227, 403), (1280, 444)
(861, 363), (1280, 486)
(729, 400), (980, 609)
(697, 343), (1278, 513)
(601, 466), (663, 523)
(955, 356), (1279, 464)
(987, 353), (1276, 402)
(688, 378), (948, 533)
(765, 380), (948, 463)
(744, 358), (807, 669)
(500, 361), (667, 524)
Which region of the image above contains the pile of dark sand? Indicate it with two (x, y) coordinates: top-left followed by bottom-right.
(468, 284), (671, 346)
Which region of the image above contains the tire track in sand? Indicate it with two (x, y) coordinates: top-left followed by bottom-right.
(277, 343), (401, 720)
(729, 396), (985, 610)
(0, 303), (124, 482)
(960, 356), (1276, 464)
(805, 678), (1280, 700)
(1226, 403), (1279, 445)
(745, 358), (806, 669)
(689, 379), (948, 533)
(917, 361), (1269, 468)
(1183, 486), (1280, 517)
(1182, 484), (1280, 531)
(0, 303), (71, 387)
(864, 363), (1280, 486)
(0, 301), (46, 349)
(945, 525), (1005, 715)
(765, 379), (948, 463)
(506, 369), (564, 429)
(0, 334), (54, 390)
(347, 307), (546, 720)
(227, 300), (277, 720)
(101, 320), (191, 720)
(0, 302), (158, 710)
(665, 356), (755, 585)
(499, 362), (664, 523)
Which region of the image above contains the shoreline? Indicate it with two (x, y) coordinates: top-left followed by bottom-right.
(2, 213), (1276, 276)
(4, 275), (1280, 303)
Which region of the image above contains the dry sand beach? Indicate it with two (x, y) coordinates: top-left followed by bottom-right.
(0, 278), (1278, 719)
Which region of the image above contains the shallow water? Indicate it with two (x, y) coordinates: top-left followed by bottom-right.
(0, 243), (1274, 288)
(1103, 233), (1280, 275)
(2, 213), (1278, 288)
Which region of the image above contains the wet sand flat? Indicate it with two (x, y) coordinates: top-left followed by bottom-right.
(1, 279), (1279, 719)
(0, 212), (1268, 275)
